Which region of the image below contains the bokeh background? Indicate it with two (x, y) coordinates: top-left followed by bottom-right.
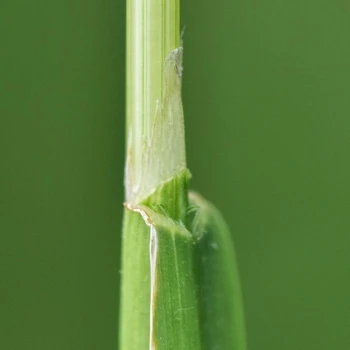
(1, 1), (349, 349)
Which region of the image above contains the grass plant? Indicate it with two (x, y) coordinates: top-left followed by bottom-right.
(119, 1), (247, 349)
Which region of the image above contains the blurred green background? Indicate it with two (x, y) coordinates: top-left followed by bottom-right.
(1, 1), (349, 349)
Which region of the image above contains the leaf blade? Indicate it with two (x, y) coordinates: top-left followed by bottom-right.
(189, 192), (248, 350)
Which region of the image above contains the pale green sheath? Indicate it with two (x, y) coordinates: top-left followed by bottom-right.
(119, 47), (247, 350)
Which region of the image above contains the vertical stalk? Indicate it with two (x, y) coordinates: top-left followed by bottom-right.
(121, 2), (188, 350)
(126, 0), (180, 200)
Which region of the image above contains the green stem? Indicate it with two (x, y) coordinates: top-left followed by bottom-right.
(121, 2), (195, 350)
(126, 0), (180, 202)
